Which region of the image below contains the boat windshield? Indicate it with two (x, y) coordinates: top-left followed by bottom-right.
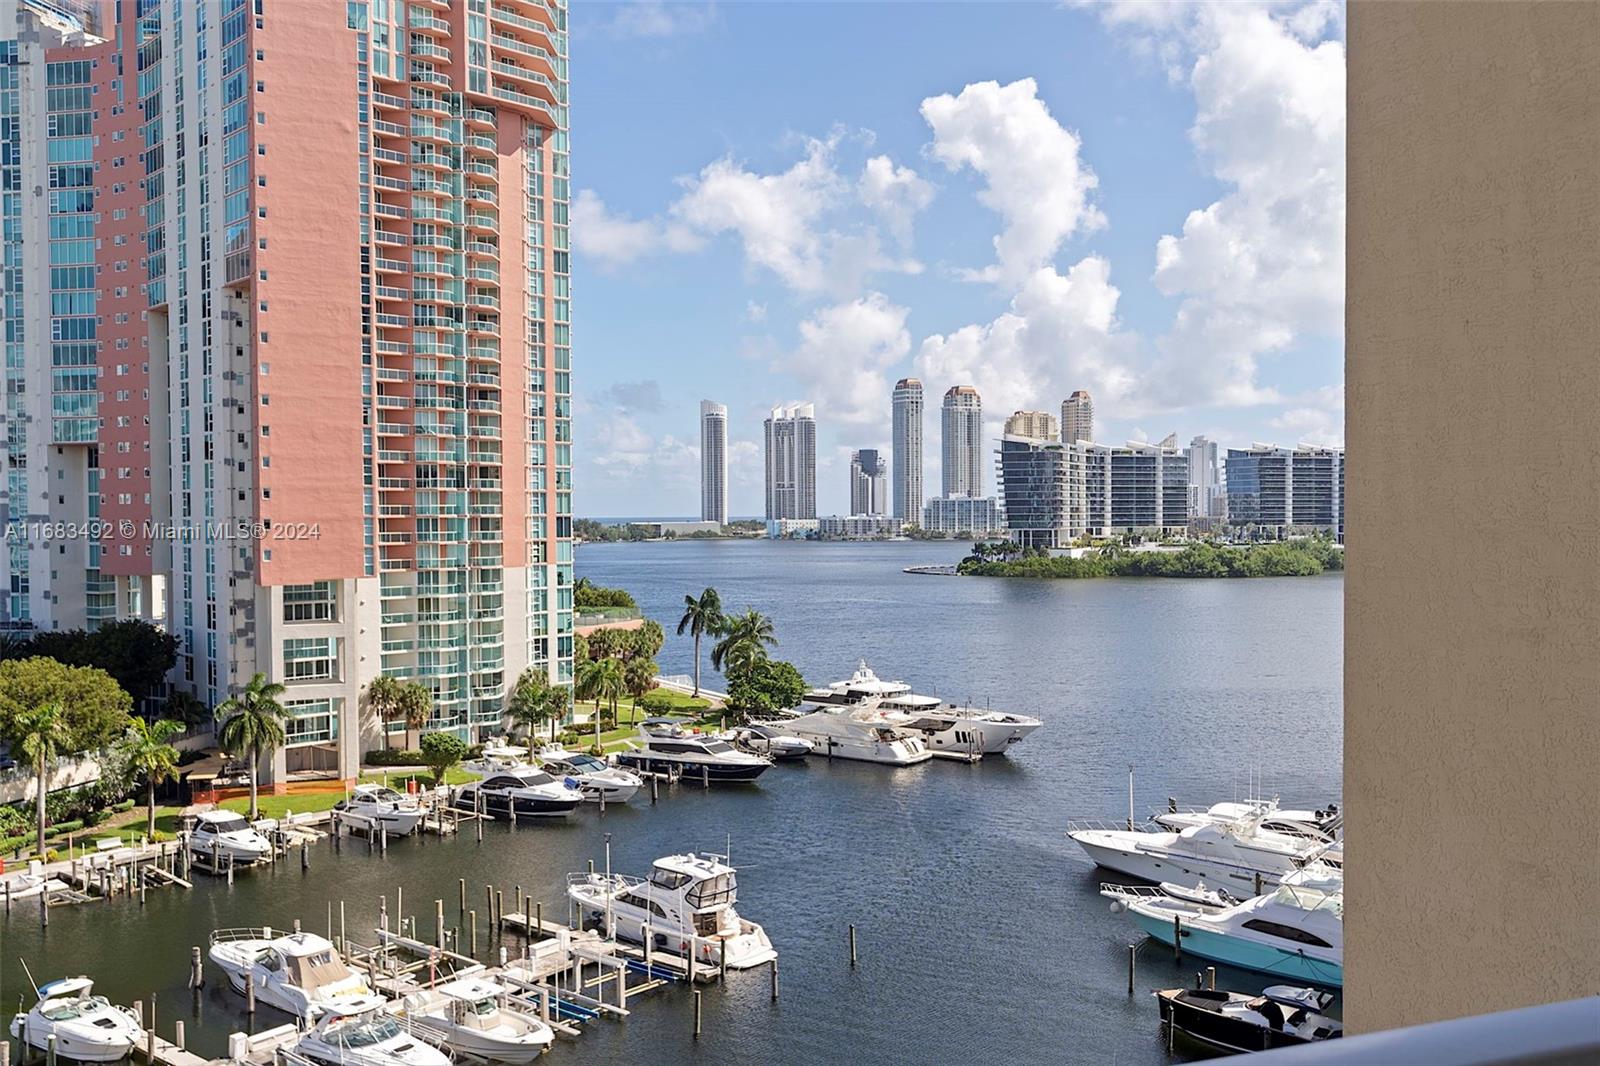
(210, 815), (250, 834)
(701, 741), (733, 754)
(685, 872), (737, 908)
(471, 998), (497, 1017)
(650, 868), (691, 889)
(40, 1000), (93, 1022)
(368, 788), (403, 803)
(568, 755), (604, 772)
(513, 771), (555, 786)
(337, 1018), (400, 1048)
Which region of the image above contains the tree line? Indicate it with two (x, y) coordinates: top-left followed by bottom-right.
(958, 536), (1345, 578)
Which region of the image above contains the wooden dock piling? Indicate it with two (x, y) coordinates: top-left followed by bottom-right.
(848, 924), (857, 966)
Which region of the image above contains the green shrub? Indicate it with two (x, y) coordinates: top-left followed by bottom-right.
(365, 748), (426, 766)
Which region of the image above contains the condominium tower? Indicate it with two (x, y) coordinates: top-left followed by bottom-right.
(2, 0), (574, 784)
(848, 448), (887, 517)
(699, 401), (727, 524)
(764, 403), (816, 520)
(1061, 390), (1094, 444)
(1003, 410), (1058, 441)
(998, 437), (1190, 547)
(890, 378), (923, 521)
(1226, 444), (1345, 535)
(941, 385), (983, 497)
(1186, 435), (1223, 519)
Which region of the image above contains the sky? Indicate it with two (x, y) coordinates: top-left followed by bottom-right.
(569, 1), (1346, 518)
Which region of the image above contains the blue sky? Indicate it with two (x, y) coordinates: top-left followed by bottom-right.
(570, 1), (1346, 518)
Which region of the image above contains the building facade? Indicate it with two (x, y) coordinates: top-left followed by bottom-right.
(699, 400), (727, 525)
(763, 402), (816, 520)
(890, 377), (922, 521)
(1225, 444), (1345, 535)
(1003, 410), (1058, 441)
(940, 385), (983, 497)
(1060, 389), (1093, 444)
(996, 436), (1083, 548)
(1080, 441), (1190, 535)
(848, 448), (886, 517)
(921, 495), (1003, 535)
(817, 514), (899, 540)
(1186, 435), (1223, 519)
(3, 0), (574, 784)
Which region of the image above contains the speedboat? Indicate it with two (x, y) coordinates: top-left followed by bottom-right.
(333, 784), (425, 836)
(464, 740), (533, 776)
(452, 767), (583, 819)
(806, 663), (1039, 758)
(1154, 798), (1343, 845)
(189, 809), (273, 865)
(782, 706), (931, 765)
(537, 746), (643, 802)
(294, 997), (449, 1066)
(613, 719), (772, 783)
(209, 928), (372, 1019)
(567, 852), (777, 969)
(727, 723), (812, 760)
(1067, 812), (1335, 891)
(9, 978), (144, 1062)
(1102, 866), (1344, 987)
(398, 977), (553, 1064)
(1157, 985), (1342, 1053)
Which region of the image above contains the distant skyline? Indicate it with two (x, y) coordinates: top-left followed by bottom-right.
(573, 2), (1345, 516)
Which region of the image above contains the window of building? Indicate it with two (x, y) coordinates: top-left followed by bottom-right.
(283, 581), (336, 622)
(283, 637), (336, 681)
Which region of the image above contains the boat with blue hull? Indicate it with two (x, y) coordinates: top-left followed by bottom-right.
(1103, 867), (1344, 988)
(452, 768), (584, 819)
(613, 719), (772, 783)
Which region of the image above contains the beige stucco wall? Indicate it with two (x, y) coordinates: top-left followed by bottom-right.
(1345, 0), (1600, 1034)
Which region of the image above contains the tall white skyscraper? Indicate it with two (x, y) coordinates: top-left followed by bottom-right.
(891, 378), (924, 521)
(1186, 435), (1222, 518)
(700, 401), (728, 524)
(941, 386), (984, 497)
(849, 449), (888, 516)
(764, 403), (817, 520)
(1061, 390), (1095, 444)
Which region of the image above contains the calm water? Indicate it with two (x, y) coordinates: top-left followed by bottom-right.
(1, 540), (1343, 1065)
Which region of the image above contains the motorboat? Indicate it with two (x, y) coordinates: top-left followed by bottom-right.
(294, 997), (449, 1066)
(1154, 798), (1343, 845)
(1157, 985), (1343, 1053)
(613, 719), (772, 783)
(1067, 812), (1336, 891)
(398, 977), (554, 1064)
(208, 928), (373, 1019)
(333, 784), (425, 836)
(806, 662), (1040, 758)
(464, 740), (533, 776)
(1102, 866), (1344, 987)
(189, 809), (273, 865)
(782, 706), (931, 765)
(8, 977), (144, 1063)
(727, 723), (812, 760)
(567, 852), (777, 969)
(452, 767), (583, 819)
(536, 746), (643, 802)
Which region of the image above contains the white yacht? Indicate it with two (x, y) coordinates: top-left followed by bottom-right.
(398, 977), (554, 1063)
(1101, 866), (1344, 988)
(9, 978), (144, 1063)
(1067, 814), (1335, 891)
(613, 719), (772, 783)
(189, 810), (273, 865)
(1154, 798), (1343, 846)
(464, 741), (533, 776)
(782, 706), (931, 765)
(568, 852), (776, 970)
(333, 784), (425, 836)
(727, 723), (813, 760)
(209, 928), (372, 1019)
(294, 997), (450, 1066)
(537, 746), (643, 802)
(807, 662), (1041, 758)
(452, 767), (584, 819)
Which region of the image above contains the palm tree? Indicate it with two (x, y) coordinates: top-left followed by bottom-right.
(215, 673), (289, 820)
(575, 657), (624, 750)
(366, 675), (405, 750)
(165, 689), (211, 729)
(676, 587), (723, 697)
(397, 680), (433, 752)
(541, 686), (570, 742)
(14, 700), (70, 856)
(507, 669), (550, 761)
(623, 656), (657, 725)
(122, 718), (185, 838)
(711, 609), (777, 677)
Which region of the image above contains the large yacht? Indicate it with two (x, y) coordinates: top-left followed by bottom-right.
(1153, 798), (1343, 846)
(209, 928), (372, 1019)
(782, 706), (932, 765)
(452, 767), (583, 819)
(613, 719), (772, 783)
(1067, 813), (1335, 891)
(806, 662), (1041, 758)
(567, 852), (777, 969)
(1101, 866), (1344, 988)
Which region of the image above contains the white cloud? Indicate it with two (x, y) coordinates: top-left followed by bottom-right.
(744, 301), (767, 323)
(606, 2), (718, 39)
(783, 292), (912, 425)
(571, 189), (700, 268)
(859, 155), (935, 247)
(920, 78), (1104, 285)
(587, 415), (700, 488)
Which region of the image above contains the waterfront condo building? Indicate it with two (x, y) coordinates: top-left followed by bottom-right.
(940, 385), (983, 497)
(890, 377), (923, 522)
(1225, 444), (1345, 536)
(921, 494), (1002, 535)
(996, 436), (1083, 548)
(998, 437), (1190, 546)
(1003, 410), (1058, 442)
(1186, 435), (1223, 519)
(847, 447), (886, 517)
(699, 400), (727, 525)
(763, 402), (816, 520)
(2, 0), (574, 786)
(1060, 389), (1093, 444)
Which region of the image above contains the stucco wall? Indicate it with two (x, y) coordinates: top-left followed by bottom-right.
(1345, 0), (1600, 1034)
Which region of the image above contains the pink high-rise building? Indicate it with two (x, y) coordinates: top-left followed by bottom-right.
(3, 0), (573, 788)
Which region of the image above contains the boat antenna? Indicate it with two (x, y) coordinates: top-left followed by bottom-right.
(18, 956), (39, 997)
(1127, 764), (1135, 831)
